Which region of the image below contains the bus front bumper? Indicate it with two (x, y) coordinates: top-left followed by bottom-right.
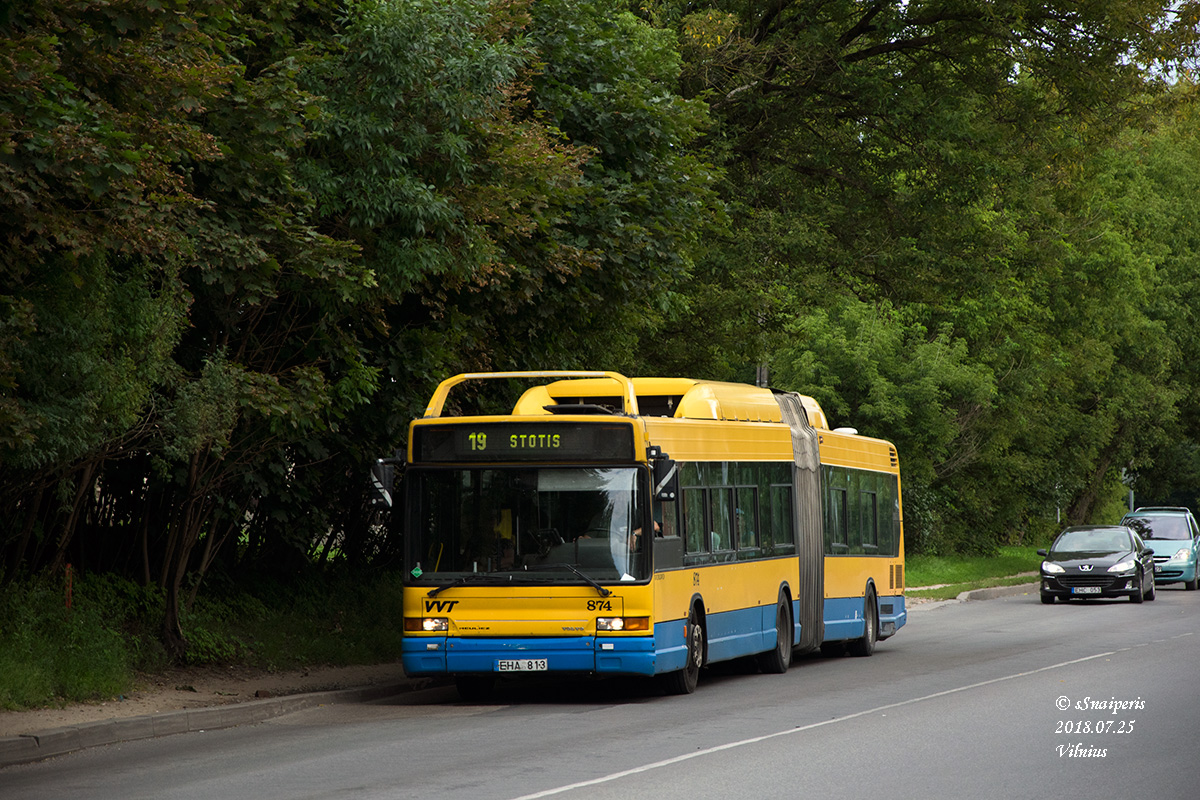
(402, 635), (657, 677)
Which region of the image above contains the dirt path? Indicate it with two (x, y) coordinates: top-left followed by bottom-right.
(0, 662), (405, 738)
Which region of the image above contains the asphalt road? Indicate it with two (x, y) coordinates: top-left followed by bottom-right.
(3, 586), (1198, 799)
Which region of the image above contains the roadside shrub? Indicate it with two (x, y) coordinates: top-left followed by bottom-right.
(0, 568), (405, 709)
(0, 573), (131, 709)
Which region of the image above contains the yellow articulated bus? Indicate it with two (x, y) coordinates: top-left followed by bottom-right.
(371, 371), (905, 700)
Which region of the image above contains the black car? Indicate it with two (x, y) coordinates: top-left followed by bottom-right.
(1038, 525), (1156, 604)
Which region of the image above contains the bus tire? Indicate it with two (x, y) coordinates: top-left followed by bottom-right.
(455, 675), (496, 702)
(848, 589), (877, 657)
(662, 606), (703, 695)
(756, 600), (792, 674)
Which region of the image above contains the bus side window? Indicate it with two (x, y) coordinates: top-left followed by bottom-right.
(828, 486), (849, 555)
(684, 488), (706, 555)
(861, 489), (878, 552)
(769, 483), (795, 554)
(736, 486), (758, 553)
(659, 499), (679, 538)
(710, 487), (733, 560)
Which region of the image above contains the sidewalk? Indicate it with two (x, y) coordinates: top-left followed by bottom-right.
(0, 670), (438, 769)
(2, 580), (1039, 768)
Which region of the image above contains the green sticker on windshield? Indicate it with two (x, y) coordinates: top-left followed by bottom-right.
(411, 565), (423, 578)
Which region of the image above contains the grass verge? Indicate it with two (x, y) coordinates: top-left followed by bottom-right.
(906, 545), (1041, 586)
(905, 545), (1042, 601)
(907, 575), (1040, 601)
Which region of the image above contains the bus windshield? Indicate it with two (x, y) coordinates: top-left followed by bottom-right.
(406, 466), (648, 583)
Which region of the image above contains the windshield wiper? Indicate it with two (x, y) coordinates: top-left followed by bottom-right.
(426, 574), (493, 597)
(426, 573), (556, 596)
(527, 563), (612, 597)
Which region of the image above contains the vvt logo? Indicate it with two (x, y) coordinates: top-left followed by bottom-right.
(424, 599), (460, 612)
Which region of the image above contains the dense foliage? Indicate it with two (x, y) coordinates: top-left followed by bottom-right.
(3, 0), (1200, 666)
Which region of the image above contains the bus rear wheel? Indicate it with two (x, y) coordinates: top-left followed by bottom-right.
(848, 589), (877, 657)
(756, 600), (792, 674)
(662, 607), (703, 695)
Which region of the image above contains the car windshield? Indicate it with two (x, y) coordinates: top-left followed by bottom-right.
(1051, 528), (1130, 554)
(1123, 515), (1190, 540)
(405, 466), (648, 583)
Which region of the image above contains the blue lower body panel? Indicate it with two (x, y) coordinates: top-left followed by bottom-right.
(822, 594), (907, 643)
(654, 602), (801, 675)
(823, 596), (866, 642)
(402, 635), (657, 677)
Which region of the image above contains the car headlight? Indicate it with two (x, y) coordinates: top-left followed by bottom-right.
(1167, 548), (1193, 563)
(1108, 559), (1136, 573)
(1042, 561), (1065, 574)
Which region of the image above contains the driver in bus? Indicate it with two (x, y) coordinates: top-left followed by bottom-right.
(630, 504), (664, 550)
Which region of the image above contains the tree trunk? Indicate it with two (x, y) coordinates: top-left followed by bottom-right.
(160, 450), (206, 662)
(50, 461), (98, 573)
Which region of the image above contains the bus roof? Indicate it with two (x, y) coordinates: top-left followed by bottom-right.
(512, 376), (830, 429)
(420, 371), (832, 430)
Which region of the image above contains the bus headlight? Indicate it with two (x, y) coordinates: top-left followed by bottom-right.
(596, 617), (650, 632)
(404, 617), (449, 632)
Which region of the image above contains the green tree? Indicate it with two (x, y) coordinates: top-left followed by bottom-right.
(648, 0), (1200, 550)
(0, 0), (374, 659)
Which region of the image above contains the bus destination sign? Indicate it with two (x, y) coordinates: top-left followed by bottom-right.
(412, 422), (636, 463)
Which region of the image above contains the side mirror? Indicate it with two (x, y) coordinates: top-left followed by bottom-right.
(1036, 549), (1048, 556)
(370, 459), (399, 508)
(648, 447), (678, 502)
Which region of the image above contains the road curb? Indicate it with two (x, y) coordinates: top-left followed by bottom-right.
(0, 678), (437, 769)
(909, 581), (1040, 612)
(961, 582), (1040, 601)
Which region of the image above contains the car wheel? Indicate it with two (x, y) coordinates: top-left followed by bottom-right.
(1131, 574), (1144, 603)
(1040, 592), (1055, 604)
(1185, 571), (1198, 591)
(1145, 574), (1156, 601)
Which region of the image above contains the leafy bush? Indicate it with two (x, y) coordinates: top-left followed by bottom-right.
(0, 569), (406, 710)
(0, 573), (131, 709)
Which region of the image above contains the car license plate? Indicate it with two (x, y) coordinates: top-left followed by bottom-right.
(497, 659), (548, 672)
(1072, 586), (1101, 595)
(1154, 565), (1162, 574)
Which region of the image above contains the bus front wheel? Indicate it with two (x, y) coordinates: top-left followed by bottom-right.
(662, 607), (703, 695)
